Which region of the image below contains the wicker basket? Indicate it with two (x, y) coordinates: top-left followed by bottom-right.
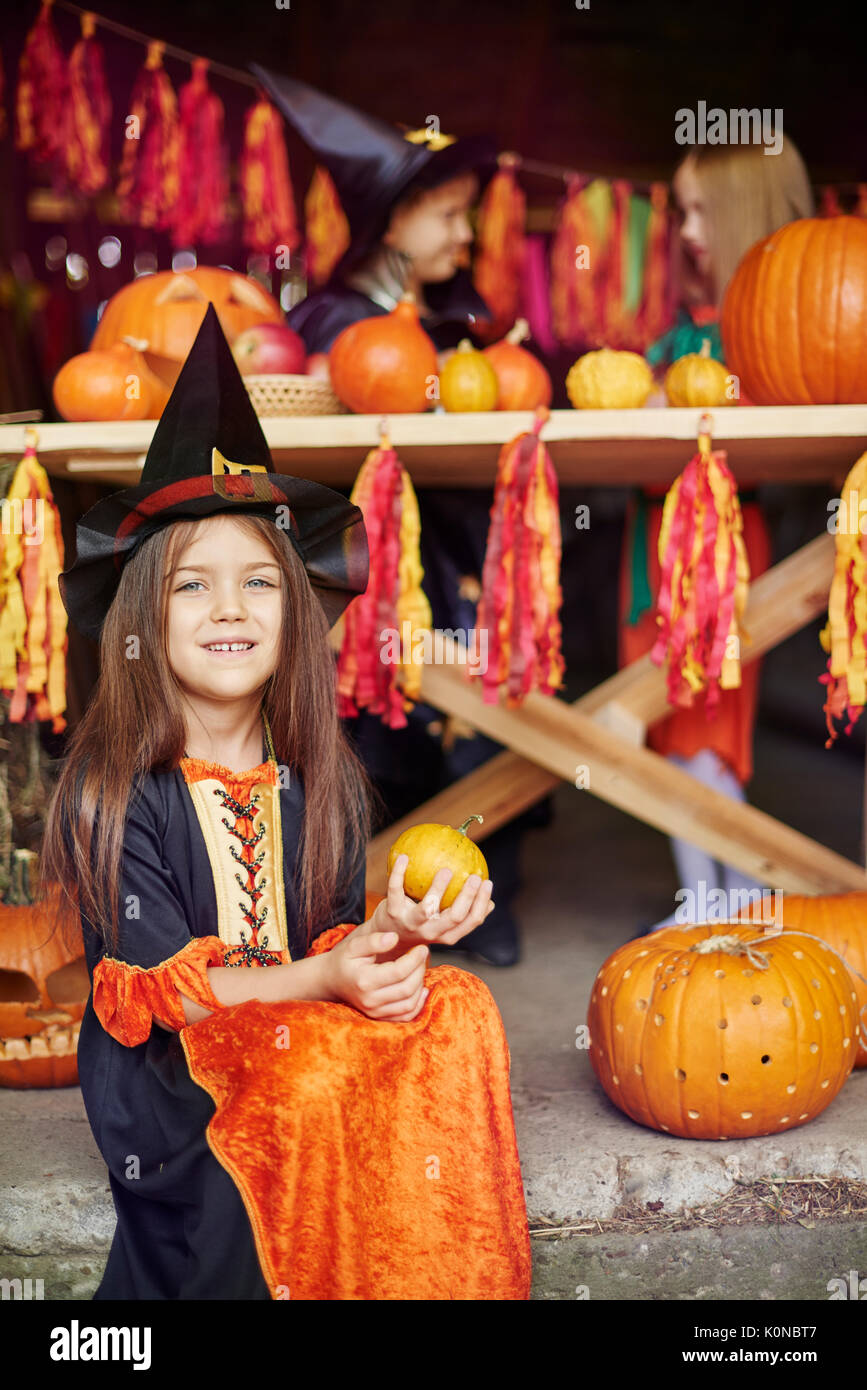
(242, 373), (349, 417)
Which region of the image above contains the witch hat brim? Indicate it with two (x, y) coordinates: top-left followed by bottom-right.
(250, 65), (498, 269)
(59, 305), (369, 642)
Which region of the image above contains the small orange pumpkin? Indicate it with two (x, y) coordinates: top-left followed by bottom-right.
(387, 815), (489, 910)
(439, 339), (499, 411)
(483, 319), (552, 410)
(664, 339), (732, 408)
(587, 923), (859, 1139)
(53, 338), (171, 421)
(0, 863), (87, 1090)
(329, 295), (438, 414)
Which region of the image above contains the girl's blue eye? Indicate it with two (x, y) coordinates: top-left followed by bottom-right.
(175, 578), (275, 592)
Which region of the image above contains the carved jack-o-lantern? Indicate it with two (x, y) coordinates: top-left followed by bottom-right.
(89, 268), (284, 396)
(0, 874), (87, 1089)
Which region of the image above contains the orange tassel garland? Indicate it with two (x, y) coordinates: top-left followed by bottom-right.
(15, 0), (70, 180)
(0, 440), (67, 733)
(173, 59), (229, 247)
(116, 42), (179, 231)
(473, 161), (527, 341)
(636, 181), (673, 349)
(67, 12), (111, 195)
(819, 452), (867, 747)
(651, 427), (749, 715)
(240, 95), (300, 259)
(304, 166), (350, 286)
(337, 438), (431, 729)
(472, 409), (564, 707)
(549, 176), (599, 348)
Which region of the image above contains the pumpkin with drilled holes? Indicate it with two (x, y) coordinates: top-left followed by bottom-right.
(587, 923), (858, 1139)
(53, 338), (170, 421)
(721, 216), (867, 405)
(738, 892), (867, 1068)
(566, 347), (653, 409)
(90, 267), (283, 394)
(440, 339), (499, 411)
(387, 815), (489, 910)
(329, 295), (438, 414)
(664, 339), (732, 408)
(0, 884), (87, 1089)
(483, 319), (552, 410)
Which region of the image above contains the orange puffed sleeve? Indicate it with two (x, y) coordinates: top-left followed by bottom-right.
(92, 935), (230, 1047)
(305, 923), (360, 957)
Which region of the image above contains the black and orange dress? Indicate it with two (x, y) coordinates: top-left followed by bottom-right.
(72, 734), (531, 1300)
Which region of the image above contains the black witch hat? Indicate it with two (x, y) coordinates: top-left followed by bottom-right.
(250, 65), (498, 273)
(59, 305), (369, 643)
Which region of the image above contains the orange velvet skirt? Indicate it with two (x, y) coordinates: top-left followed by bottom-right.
(618, 496), (772, 787)
(178, 920), (532, 1300)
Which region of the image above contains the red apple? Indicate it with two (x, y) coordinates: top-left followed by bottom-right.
(306, 352), (331, 382)
(232, 323), (308, 376)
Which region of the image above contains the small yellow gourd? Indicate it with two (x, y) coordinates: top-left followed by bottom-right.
(439, 339), (499, 412)
(566, 348), (653, 409)
(664, 339), (732, 407)
(387, 815), (489, 909)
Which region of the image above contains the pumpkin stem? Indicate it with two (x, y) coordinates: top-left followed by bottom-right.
(120, 335), (150, 353)
(6, 847), (38, 906)
(505, 318), (529, 346)
(699, 338), (711, 358)
(457, 814), (484, 836)
(456, 338), (474, 352)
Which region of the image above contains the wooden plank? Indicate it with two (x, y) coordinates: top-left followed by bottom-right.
(365, 665), (866, 896)
(357, 535), (855, 893)
(5, 407), (866, 487)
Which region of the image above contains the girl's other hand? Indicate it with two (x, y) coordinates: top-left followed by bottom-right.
(321, 927), (431, 1022)
(371, 854), (494, 958)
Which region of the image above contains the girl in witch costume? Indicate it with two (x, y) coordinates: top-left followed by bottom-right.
(252, 67), (553, 967)
(39, 308), (531, 1300)
(620, 140), (814, 934)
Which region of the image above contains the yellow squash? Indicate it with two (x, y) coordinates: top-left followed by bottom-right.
(566, 347), (653, 409)
(664, 339), (732, 407)
(388, 815), (489, 909)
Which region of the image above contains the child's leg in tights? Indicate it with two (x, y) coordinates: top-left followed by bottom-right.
(648, 748), (764, 932)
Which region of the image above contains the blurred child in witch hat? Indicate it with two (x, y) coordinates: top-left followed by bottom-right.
(38, 307), (529, 1300)
(253, 67), (552, 966)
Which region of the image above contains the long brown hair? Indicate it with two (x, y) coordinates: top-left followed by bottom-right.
(40, 512), (377, 956)
(674, 138), (815, 307)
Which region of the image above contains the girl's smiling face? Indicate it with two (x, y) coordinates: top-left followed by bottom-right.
(165, 515), (282, 708)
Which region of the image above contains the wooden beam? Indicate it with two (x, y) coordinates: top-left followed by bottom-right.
(366, 668), (866, 896)
(333, 533), (837, 885)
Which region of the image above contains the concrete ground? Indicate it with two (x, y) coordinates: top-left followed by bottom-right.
(2, 577), (866, 1301)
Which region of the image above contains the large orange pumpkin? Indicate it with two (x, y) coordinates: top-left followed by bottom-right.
(483, 319), (552, 410)
(738, 892), (867, 1068)
(0, 883), (87, 1089)
(721, 217), (867, 404)
(53, 339), (170, 421)
(587, 923), (858, 1139)
(90, 268), (283, 393)
(329, 296), (438, 414)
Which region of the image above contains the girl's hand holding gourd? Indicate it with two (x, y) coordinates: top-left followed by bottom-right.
(370, 853), (494, 960)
